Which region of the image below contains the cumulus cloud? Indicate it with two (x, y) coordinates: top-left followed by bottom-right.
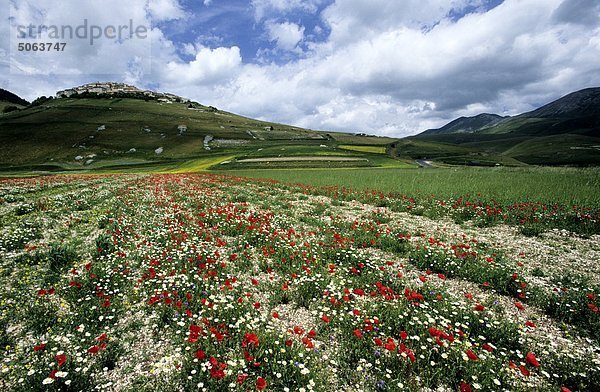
(4, 0), (600, 137)
(552, 0), (600, 27)
(265, 20), (305, 51)
(147, 0), (185, 21)
(8, 0), (152, 77)
(162, 46), (241, 85)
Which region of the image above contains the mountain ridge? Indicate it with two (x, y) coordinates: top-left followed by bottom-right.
(419, 87), (600, 137)
(0, 88), (30, 107)
(397, 87), (600, 166)
(421, 113), (509, 135)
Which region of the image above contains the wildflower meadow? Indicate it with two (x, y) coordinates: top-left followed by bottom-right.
(1, 174), (598, 391)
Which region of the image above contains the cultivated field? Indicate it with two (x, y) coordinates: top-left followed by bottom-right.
(1, 173), (599, 391)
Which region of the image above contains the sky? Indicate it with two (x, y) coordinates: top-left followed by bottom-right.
(2, 0), (600, 136)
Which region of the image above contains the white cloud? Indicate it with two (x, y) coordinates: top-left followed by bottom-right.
(265, 20), (305, 51)
(147, 0), (185, 21)
(190, 0), (600, 135)
(320, 0), (477, 46)
(8, 0), (152, 76)
(4, 0), (600, 137)
(552, 0), (600, 27)
(162, 46), (241, 85)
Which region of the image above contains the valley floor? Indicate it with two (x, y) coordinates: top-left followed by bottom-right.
(0, 173), (598, 391)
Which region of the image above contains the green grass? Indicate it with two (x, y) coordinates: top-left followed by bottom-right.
(0, 98), (331, 167)
(0, 97), (403, 174)
(503, 134), (600, 165)
(339, 145), (387, 154)
(226, 166), (600, 207)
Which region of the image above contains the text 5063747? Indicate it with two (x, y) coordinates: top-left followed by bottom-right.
(18, 42), (67, 52)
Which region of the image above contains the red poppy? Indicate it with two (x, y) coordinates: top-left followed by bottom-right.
(321, 314), (331, 323)
(195, 349), (206, 360)
(88, 345), (100, 355)
(400, 331), (408, 340)
(256, 377), (267, 390)
(353, 329), (363, 339)
(514, 301), (525, 310)
(302, 337), (314, 349)
(459, 381), (472, 392)
(34, 343), (46, 352)
(466, 350), (479, 361)
(525, 352), (540, 368)
(474, 303), (485, 312)
(243, 333), (260, 349)
(525, 321), (536, 328)
(56, 353), (67, 367)
(384, 338), (396, 351)
(519, 365), (530, 377)
(237, 373), (248, 384)
(272, 311), (280, 319)
(353, 288), (365, 296)
(253, 302), (261, 309)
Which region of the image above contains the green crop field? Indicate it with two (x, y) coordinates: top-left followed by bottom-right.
(339, 145), (388, 154)
(228, 166), (600, 208)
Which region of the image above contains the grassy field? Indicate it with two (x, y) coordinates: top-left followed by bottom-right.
(1, 174), (598, 391)
(0, 97), (402, 173)
(227, 166), (600, 207)
(339, 145), (387, 154)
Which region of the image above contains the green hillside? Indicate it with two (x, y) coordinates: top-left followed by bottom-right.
(0, 95), (402, 173)
(0, 88), (29, 114)
(405, 88), (600, 166)
(2, 85), (599, 173)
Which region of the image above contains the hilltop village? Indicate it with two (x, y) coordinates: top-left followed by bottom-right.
(56, 82), (189, 103)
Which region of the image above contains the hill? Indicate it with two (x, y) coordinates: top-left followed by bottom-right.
(0, 88), (29, 107)
(421, 113), (508, 135)
(0, 88), (30, 113)
(0, 85), (403, 173)
(402, 88), (600, 166)
(521, 88), (600, 119)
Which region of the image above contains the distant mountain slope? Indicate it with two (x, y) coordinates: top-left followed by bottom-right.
(420, 87), (600, 137)
(521, 88), (600, 119)
(421, 113), (508, 135)
(0, 88), (30, 107)
(404, 87), (600, 166)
